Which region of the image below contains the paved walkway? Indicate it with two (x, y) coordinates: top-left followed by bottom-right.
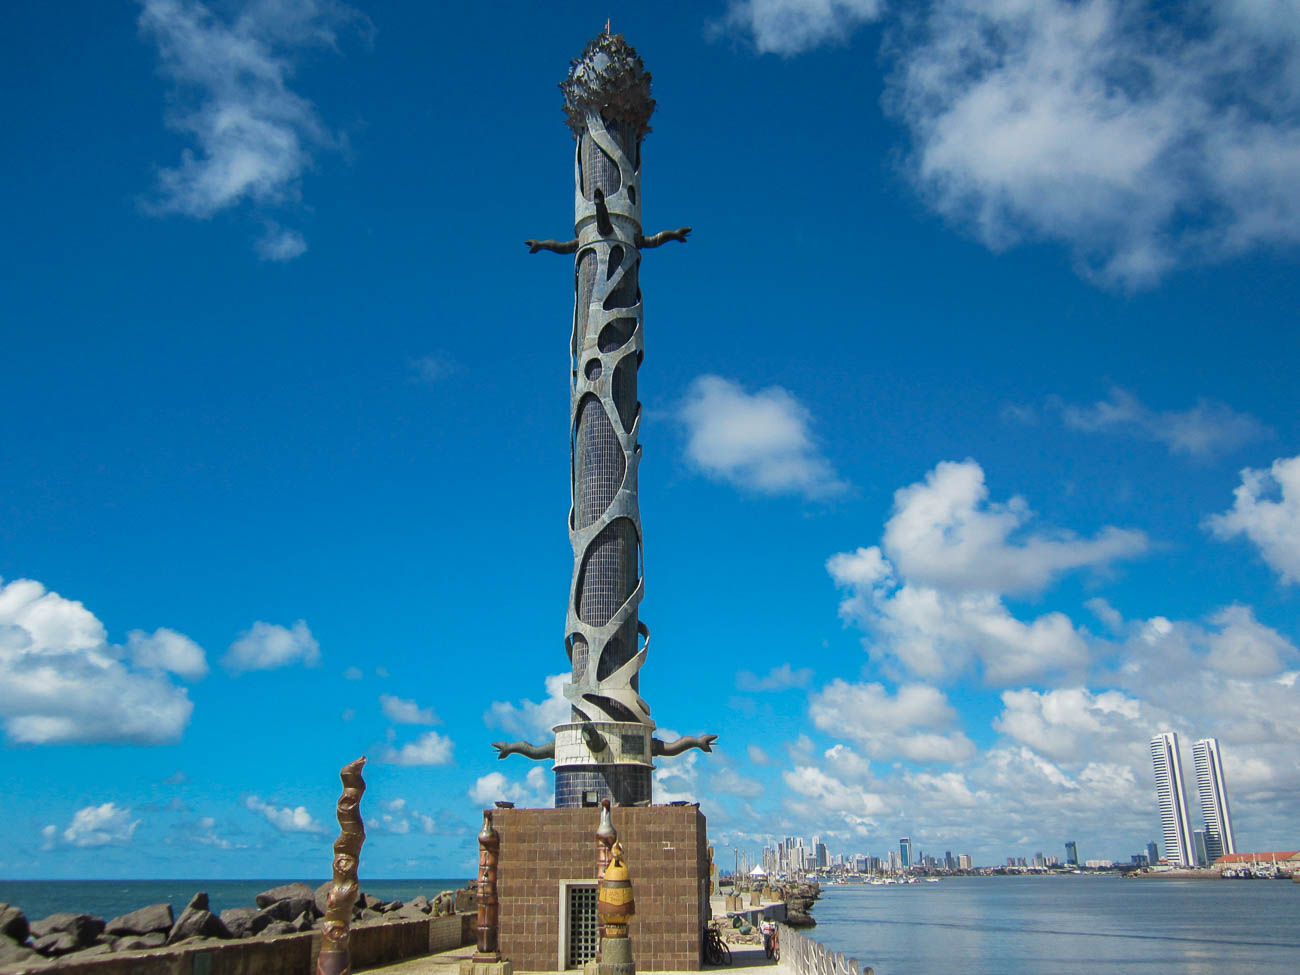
(361, 943), (784, 975)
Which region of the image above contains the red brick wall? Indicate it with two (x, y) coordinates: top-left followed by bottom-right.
(493, 806), (708, 971)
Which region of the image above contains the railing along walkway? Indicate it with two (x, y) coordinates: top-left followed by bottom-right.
(779, 924), (872, 975)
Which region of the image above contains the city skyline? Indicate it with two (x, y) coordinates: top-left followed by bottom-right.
(2, 1), (1298, 879)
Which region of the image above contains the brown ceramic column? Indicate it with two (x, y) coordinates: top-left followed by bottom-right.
(475, 810), (501, 961)
(317, 757), (366, 975)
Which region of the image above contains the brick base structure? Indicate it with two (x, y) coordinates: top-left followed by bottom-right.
(493, 806), (709, 972)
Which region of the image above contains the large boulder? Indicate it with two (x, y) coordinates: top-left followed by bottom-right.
(106, 903), (173, 936)
(259, 897), (314, 923)
(407, 895), (431, 914)
(29, 913), (105, 948)
(219, 907), (259, 939)
(167, 895), (230, 945)
(290, 911), (314, 932)
(113, 932), (167, 951)
(261, 921), (297, 936)
(33, 931), (82, 956)
(0, 904), (29, 943)
(256, 883), (316, 909)
(0, 935), (40, 966)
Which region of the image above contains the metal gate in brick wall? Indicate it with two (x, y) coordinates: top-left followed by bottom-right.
(566, 884), (599, 967)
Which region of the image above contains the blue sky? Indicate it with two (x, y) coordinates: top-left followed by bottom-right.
(2, 0), (1298, 878)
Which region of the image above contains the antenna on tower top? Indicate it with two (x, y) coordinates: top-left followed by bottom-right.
(605, 19), (611, 34)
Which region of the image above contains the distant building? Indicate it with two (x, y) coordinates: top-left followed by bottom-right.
(1065, 840), (1079, 866)
(958, 854), (972, 870)
(899, 837), (912, 869)
(1146, 841), (1159, 866)
(1193, 829), (1209, 867)
(1150, 732), (1196, 866)
(1085, 859), (1115, 868)
(1192, 737), (1237, 861)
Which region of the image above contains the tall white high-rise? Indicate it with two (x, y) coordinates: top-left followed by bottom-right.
(1192, 737), (1237, 861)
(1150, 732), (1195, 866)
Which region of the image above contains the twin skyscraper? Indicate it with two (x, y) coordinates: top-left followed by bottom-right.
(1149, 732), (1237, 867)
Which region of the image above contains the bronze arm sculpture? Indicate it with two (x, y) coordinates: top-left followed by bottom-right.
(526, 227), (690, 255)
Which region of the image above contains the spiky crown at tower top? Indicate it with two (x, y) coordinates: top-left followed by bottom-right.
(492, 30), (714, 808)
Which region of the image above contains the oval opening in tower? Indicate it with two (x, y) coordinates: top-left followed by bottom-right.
(584, 359), (602, 381)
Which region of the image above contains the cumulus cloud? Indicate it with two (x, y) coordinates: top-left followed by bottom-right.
(381, 730), (454, 766)
(828, 461), (1144, 683)
(138, 0), (364, 258)
(736, 663), (814, 691)
(717, 0), (884, 55)
(1207, 455), (1300, 585)
(49, 803), (142, 848)
(127, 627), (208, 680)
(223, 619), (319, 673)
(884, 0), (1300, 288)
(484, 673), (569, 740)
(380, 694), (439, 725)
(0, 578), (196, 744)
(373, 797), (438, 835)
(678, 375), (846, 499)
(993, 687), (1144, 764)
(881, 460), (1146, 596)
(747, 744), (772, 765)
(1048, 387), (1270, 459)
(1205, 605), (1299, 677)
(469, 766), (550, 807)
(245, 794), (325, 833)
(810, 679), (975, 761)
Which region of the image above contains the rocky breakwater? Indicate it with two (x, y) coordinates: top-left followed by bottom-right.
(0, 882), (473, 970)
(779, 880), (821, 928)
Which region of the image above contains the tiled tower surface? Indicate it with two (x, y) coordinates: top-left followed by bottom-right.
(558, 32), (657, 806)
(493, 806), (709, 972)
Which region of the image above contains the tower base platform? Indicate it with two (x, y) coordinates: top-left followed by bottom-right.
(493, 805), (709, 972)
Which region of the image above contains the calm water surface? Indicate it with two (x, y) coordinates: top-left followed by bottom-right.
(0, 878), (466, 922)
(810, 876), (1299, 975)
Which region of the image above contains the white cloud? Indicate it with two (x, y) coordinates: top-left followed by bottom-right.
(54, 803), (142, 847)
(127, 627), (208, 680)
(255, 222), (307, 261)
(736, 663), (814, 691)
(881, 460), (1146, 596)
(381, 730), (454, 766)
(0, 578), (195, 744)
(885, 0), (1300, 288)
(1054, 387), (1268, 459)
(380, 694), (439, 725)
(223, 619), (319, 673)
(1205, 604), (1299, 677)
(484, 673), (569, 740)
(469, 766), (550, 807)
(809, 679), (975, 762)
(245, 794), (325, 833)
(747, 744), (772, 765)
(711, 767), (766, 798)
(411, 354), (457, 385)
(993, 687), (1144, 763)
(343, 666), (362, 680)
(1207, 455), (1300, 585)
(717, 0), (885, 55)
(782, 766), (889, 821)
(138, 0), (362, 258)
(827, 461), (1146, 684)
(678, 375), (846, 499)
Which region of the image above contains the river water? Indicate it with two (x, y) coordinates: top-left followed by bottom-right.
(809, 876), (1299, 975)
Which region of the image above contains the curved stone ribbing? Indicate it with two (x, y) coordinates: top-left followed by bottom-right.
(565, 108), (650, 730)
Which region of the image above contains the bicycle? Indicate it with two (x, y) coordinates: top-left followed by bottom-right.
(771, 925), (780, 962)
(704, 924), (733, 966)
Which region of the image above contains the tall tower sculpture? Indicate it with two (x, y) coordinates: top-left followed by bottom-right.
(492, 29), (715, 807)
